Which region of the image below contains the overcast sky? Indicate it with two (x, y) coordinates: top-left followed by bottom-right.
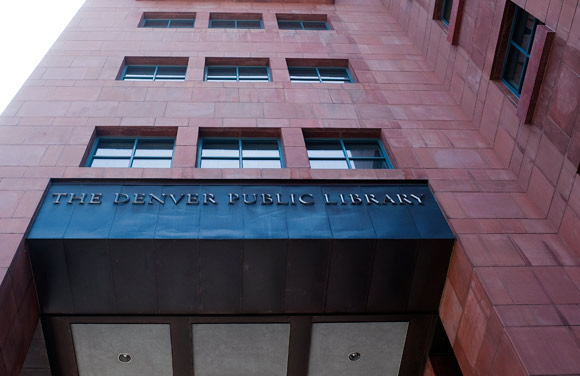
(0, 0), (86, 115)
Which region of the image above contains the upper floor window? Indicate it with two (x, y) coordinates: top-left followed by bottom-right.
(209, 13), (263, 29)
(140, 12), (195, 28)
(121, 65), (187, 81)
(441, 0), (453, 25)
(288, 67), (352, 83)
(88, 138), (175, 168)
(305, 139), (392, 169)
(198, 139), (283, 168)
(276, 14), (329, 30)
(501, 5), (541, 97)
(205, 66), (270, 82)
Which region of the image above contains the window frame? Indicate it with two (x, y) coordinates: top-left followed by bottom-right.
(500, 5), (540, 97)
(288, 66), (353, 83)
(87, 137), (176, 168)
(277, 20), (329, 30)
(204, 65), (271, 82)
(120, 64), (187, 81)
(305, 139), (392, 169)
(140, 18), (195, 28)
(197, 138), (284, 168)
(209, 19), (263, 29)
(441, 0), (453, 26)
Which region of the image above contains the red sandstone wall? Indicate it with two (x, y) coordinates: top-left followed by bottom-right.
(0, 0), (580, 375)
(383, 0), (580, 375)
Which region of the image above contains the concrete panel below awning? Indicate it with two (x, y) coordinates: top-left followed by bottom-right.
(27, 237), (454, 316)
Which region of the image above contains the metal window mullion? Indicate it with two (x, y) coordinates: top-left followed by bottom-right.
(509, 40), (529, 57)
(167, 19), (172, 28)
(300, 21), (306, 30)
(516, 56), (530, 93)
(315, 67), (323, 83)
(236, 66), (240, 82)
(238, 139), (243, 168)
(339, 139), (353, 169)
(526, 18), (538, 54)
(129, 139), (139, 167)
(152, 66), (160, 81)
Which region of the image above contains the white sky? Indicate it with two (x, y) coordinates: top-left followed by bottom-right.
(0, 0), (86, 115)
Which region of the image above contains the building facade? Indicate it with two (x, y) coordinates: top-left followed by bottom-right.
(1, 0), (580, 375)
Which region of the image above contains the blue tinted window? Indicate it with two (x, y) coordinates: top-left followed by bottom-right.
(199, 139), (283, 168)
(88, 138), (174, 168)
(306, 139), (392, 169)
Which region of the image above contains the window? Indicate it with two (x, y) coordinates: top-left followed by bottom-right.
(276, 14), (329, 30)
(88, 138), (175, 168)
(121, 65), (187, 81)
(501, 5), (541, 97)
(205, 66), (270, 82)
(441, 0), (453, 25)
(209, 14), (263, 29)
(198, 139), (283, 168)
(140, 13), (195, 28)
(288, 67), (352, 83)
(305, 139), (392, 169)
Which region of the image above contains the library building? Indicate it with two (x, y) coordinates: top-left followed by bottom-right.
(0, 0), (579, 375)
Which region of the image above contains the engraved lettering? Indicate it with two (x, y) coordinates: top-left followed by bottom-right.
(339, 194), (347, 205)
(364, 193), (381, 205)
(383, 194), (397, 205)
(243, 193), (257, 204)
(324, 193), (337, 205)
(290, 193), (296, 205)
(168, 194), (185, 205)
(89, 193), (102, 205)
(68, 192), (86, 205)
(52, 193), (68, 204)
(149, 193), (166, 205)
(133, 193), (146, 205)
(262, 193), (273, 205)
(114, 193), (130, 204)
(350, 194), (363, 205)
(186, 193), (199, 205)
(397, 194), (413, 205)
(203, 193), (217, 205)
(276, 194), (289, 205)
(299, 193), (314, 205)
(410, 194), (424, 205)
(228, 193), (240, 204)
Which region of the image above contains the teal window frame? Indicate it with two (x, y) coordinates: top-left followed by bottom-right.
(305, 139), (392, 169)
(288, 66), (353, 83)
(87, 137), (175, 168)
(204, 65), (271, 82)
(278, 20), (329, 30)
(198, 138), (284, 168)
(441, 0), (453, 26)
(141, 18), (195, 28)
(500, 5), (541, 97)
(121, 65), (187, 81)
(209, 19), (263, 29)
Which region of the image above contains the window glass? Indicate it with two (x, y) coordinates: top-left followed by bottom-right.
(306, 139), (391, 169)
(288, 67), (319, 82)
(278, 20), (302, 29)
(89, 138), (174, 168)
(303, 21), (328, 30)
(288, 66), (352, 83)
(200, 140), (239, 157)
(141, 17), (195, 28)
(170, 19), (195, 28)
(122, 65), (186, 81)
(237, 20), (262, 29)
(500, 6), (541, 96)
(211, 19), (236, 28)
(205, 66), (270, 82)
(93, 140), (134, 157)
(199, 139), (282, 168)
(441, 0), (453, 25)
(309, 160), (349, 169)
(143, 19), (169, 28)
